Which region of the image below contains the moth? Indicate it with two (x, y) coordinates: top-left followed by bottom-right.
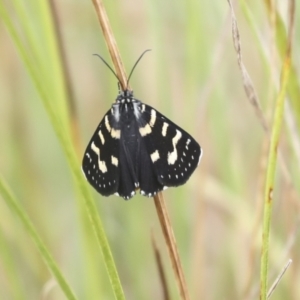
(82, 51), (202, 200)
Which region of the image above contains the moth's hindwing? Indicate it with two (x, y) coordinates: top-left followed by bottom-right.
(82, 110), (120, 196)
(138, 104), (202, 189)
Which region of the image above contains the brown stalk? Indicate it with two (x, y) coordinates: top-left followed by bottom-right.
(154, 193), (190, 300)
(91, 0), (127, 90)
(91, 1), (190, 299)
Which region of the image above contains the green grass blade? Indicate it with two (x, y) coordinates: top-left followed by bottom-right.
(272, 12), (300, 133)
(260, 55), (291, 300)
(0, 1), (125, 299)
(0, 175), (78, 300)
(0, 227), (25, 300)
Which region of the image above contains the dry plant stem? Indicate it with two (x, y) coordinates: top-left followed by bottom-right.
(151, 231), (170, 300)
(91, 0), (127, 90)
(91, 1), (189, 299)
(154, 193), (190, 300)
(227, 0), (268, 131)
(267, 259), (292, 299)
(228, 0), (296, 188)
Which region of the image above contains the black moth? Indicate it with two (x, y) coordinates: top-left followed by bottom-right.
(82, 52), (202, 200)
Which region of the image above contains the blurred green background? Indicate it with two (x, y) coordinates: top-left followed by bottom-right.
(0, 0), (299, 299)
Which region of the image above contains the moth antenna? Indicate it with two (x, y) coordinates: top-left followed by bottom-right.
(127, 49), (151, 88)
(94, 50), (151, 90)
(93, 54), (120, 82)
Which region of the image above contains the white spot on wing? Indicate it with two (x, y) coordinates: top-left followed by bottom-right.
(91, 142), (107, 173)
(139, 109), (156, 136)
(105, 115), (111, 132)
(111, 155), (118, 166)
(105, 115), (120, 139)
(139, 124), (151, 136)
(162, 122), (169, 137)
(150, 150), (160, 162)
(168, 129), (182, 165)
(99, 130), (105, 145)
(111, 128), (121, 139)
(149, 109), (156, 127)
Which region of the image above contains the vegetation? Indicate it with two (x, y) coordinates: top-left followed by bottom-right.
(0, 0), (298, 299)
